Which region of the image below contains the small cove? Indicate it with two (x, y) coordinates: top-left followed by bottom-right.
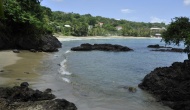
(35, 38), (187, 110)
(0, 38), (187, 109)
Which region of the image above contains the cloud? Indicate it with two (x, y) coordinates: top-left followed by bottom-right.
(184, 0), (190, 6)
(121, 9), (134, 14)
(150, 16), (167, 23)
(51, 0), (63, 2)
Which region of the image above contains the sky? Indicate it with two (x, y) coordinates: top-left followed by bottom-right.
(41, 0), (190, 24)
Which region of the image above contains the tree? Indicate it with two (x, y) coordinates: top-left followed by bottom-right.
(0, 0), (4, 18)
(162, 17), (190, 59)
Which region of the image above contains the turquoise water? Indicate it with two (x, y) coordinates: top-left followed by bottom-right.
(38, 38), (187, 110)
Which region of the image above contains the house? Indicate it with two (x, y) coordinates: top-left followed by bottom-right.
(98, 22), (104, 27)
(116, 26), (123, 30)
(64, 25), (71, 28)
(150, 27), (166, 37)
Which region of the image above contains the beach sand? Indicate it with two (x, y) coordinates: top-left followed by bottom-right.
(56, 35), (160, 42)
(0, 50), (48, 87)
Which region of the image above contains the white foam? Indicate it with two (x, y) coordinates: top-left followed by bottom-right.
(54, 55), (59, 57)
(62, 77), (70, 83)
(58, 59), (72, 75)
(65, 50), (71, 54)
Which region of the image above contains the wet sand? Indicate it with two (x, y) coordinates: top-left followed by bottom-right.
(0, 50), (48, 87)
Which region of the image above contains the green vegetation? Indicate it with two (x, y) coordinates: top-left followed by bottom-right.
(162, 17), (190, 59)
(49, 11), (167, 37)
(2, 0), (52, 36)
(0, 0), (166, 38)
(0, 0), (4, 18)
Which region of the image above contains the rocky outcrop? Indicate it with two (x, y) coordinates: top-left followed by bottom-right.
(152, 48), (184, 53)
(0, 34), (61, 52)
(0, 82), (77, 110)
(148, 44), (184, 53)
(0, 21), (62, 52)
(16, 34), (62, 52)
(147, 44), (172, 48)
(71, 43), (133, 52)
(147, 44), (162, 48)
(139, 60), (190, 110)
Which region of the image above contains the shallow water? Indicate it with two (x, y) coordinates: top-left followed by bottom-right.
(0, 38), (186, 110)
(34, 38), (187, 110)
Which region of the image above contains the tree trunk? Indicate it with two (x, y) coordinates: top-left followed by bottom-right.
(188, 53), (190, 60)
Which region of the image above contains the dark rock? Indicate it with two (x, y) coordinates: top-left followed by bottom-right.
(24, 72), (30, 74)
(39, 35), (62, 52)
(171, 48), (184, 52)
(30, 49), (37, 52)
(151, 48), (184, 53)
(44, 88), (52, 94)
(147, 44), (160, 48)
(118, 86), (137, 93)
(71, 43), (92, 51)
(0, 82), (77, 110)
(128, 87), (137, 93)
(147, 44), (172, 48)
(0, 70), (4, 72)
(16, 79), (22, 80)
(139, 60), (190, 110)
(13, 49), (20, 53)
(20, 82), (29, 88)
(0, 31), (61, 52)
(17, 34), (62, 52)
(71, 43), (133, 52)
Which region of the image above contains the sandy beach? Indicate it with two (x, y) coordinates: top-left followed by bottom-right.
(56, 35), (161, 42)
(0, 50), (48, 87)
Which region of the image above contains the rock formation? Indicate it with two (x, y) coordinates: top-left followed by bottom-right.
(0, 82), (77, 110)
(139, 60), (190, 110)
(71, 43), (133, 52)
(147, 44), (184, 53)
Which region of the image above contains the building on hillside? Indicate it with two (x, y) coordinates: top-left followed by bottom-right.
(115, 26), (123, 30)
(64, 25), (71, 28)
(98, 22), (104, 27)
(150, 27), (166, 37)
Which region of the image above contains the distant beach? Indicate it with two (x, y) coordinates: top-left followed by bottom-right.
(55, 35), (161, 42)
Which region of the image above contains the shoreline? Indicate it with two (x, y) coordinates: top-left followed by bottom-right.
(0, 50), (21, 70)
(0, 50), (22, 86)
(0, 50), (47, 87)
(56, 35), (161, 41)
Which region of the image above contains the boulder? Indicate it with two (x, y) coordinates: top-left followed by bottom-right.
(0, 82), (77, 110)
(39, 35), (62, 52)
(71, 43), (133, 52)
(139, 60), (190, 110)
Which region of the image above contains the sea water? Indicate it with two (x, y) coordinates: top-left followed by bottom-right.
(37, 38), (187, 110)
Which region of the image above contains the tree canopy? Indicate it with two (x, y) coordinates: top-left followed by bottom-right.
(49, 11), (166, 37)
(162, 17), (190, 59)
(1, 0), (166, 37)
(1, 0), (52, 38)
